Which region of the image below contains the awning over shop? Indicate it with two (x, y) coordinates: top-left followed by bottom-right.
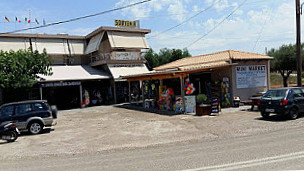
(85, 32), (104, 54)
(107, 63), (149, 81)
(0, 37), (31, 51)
(37, 65), (111, 82)
(32, 38), (84, 55)
(107, 31), (149, 49)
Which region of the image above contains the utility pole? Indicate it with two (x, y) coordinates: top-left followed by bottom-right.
(296, 0), (302, 87)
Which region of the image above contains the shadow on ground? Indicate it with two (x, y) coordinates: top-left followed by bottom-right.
(0, 128), (54, 145)
(19, 128), (54, 137)
(255, 114), (304, 122)
(114, 103), (185, 116)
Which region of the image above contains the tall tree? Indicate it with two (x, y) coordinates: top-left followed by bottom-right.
(267, 44), (297, 87)
(0, 49), (52, 88)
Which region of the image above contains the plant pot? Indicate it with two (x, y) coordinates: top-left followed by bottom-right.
(196, 104), (211, 116)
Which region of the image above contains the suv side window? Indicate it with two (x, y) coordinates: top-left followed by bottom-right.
(0, 105), (14, 117)
(15, 104), (32, 115)
(33, 103), (44, 111)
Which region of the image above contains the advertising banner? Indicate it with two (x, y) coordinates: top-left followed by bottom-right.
(236, 65), (267, 88)
(185, 95), (196, 113)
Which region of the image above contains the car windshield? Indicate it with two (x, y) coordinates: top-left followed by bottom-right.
(263, 89), (287, 99)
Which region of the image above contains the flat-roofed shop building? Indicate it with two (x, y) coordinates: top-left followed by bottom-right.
(0, 26), (150, 109)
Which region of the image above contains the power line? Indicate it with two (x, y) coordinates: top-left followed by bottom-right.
(0, 0), (151, 34)
(186, 0), (248, 48)
(252, 0), (277, 51)
(147, 0), (222, 39)
(252, 10), (272, 51)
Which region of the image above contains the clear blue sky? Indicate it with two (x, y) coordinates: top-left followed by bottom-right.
(0, 0), (298, 56)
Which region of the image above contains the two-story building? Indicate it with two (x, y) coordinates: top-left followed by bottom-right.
(0, 26), (151, 109)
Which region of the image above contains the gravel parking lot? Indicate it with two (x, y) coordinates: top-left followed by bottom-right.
(1, 104), (304, 160)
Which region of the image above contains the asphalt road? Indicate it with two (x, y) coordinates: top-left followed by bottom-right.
(2, 125), (304, 171)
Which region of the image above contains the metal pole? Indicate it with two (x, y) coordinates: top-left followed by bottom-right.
(180, 76), (186, 114)
(39, 87), (43, 100)
(128, 81), (131, 103)
(140, 80), (145, 107)
(113, 81), (117, 104)
(79, 84), (83, 108)
(296, 0), (302, 87)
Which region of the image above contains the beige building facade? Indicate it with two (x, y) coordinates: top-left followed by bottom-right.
(0, 26), (151, 108)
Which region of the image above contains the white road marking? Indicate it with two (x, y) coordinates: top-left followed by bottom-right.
(182, 151), (304, 171)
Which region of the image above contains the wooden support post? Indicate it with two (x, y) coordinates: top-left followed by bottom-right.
(160, 79), (163, 86)
(79, 84), (83, 108)
(128, 81), (131, 103)
(39, 87), (43, 100)
(199, 81), (201, 94)
(180, 76), (186, 114)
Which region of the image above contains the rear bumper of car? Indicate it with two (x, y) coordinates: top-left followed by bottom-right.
(259, 106), (290, 115)
(43, 117), (54, 127)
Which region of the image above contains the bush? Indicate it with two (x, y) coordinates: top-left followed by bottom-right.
(197, 94), (207, 104)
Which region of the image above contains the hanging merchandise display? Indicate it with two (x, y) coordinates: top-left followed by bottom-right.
(166, 88), (174, 110)
(184, 78), (196, 95)
(221, 77), (231, 107)
(174, 96), (184, 113)
(158, 91), (167, 110)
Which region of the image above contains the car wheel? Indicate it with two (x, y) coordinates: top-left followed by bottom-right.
(289, 107), (299, 120)
(261, 112), (270, 119)
(28, 121), (43, 135)
(6, 131), (18, 142)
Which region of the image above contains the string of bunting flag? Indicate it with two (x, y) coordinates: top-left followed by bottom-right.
(3, 16), (46, 25)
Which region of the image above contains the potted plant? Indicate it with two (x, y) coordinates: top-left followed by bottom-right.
(196, 94), (211, 115)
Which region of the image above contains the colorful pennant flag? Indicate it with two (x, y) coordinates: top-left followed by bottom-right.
(28, 19), (31, 23)
(25, 17), (27, 21)
(5, 16), (10, 22)
(15, 17), (21, 23)
(35, 18), (39, 24)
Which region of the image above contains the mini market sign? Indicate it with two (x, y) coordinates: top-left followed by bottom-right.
(115, 19), (137, 28)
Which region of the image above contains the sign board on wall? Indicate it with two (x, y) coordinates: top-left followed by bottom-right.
(236, 65), (267, 88)
(115, 19), (137, 28)
(112, 52), (139, 60)
(40, 81), (81, 88)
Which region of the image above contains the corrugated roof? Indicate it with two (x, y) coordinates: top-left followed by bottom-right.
(179, 61), (231, 71)
(154, 50), (273, 71)
(37, 65), (111, 82)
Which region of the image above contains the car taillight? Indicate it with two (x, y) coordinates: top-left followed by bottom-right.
(257, 100), (261, 105)
(10, 124), (16, 128)
(280, 100), (288, 106)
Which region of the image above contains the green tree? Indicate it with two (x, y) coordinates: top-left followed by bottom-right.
(0, 49), (52, 88)
(143, 49), (159, 70)
(267, 44), (297, 87)
(144, 48), (191, 70)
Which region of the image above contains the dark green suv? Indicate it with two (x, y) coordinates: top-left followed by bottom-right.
(0, 100), (57, 134)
